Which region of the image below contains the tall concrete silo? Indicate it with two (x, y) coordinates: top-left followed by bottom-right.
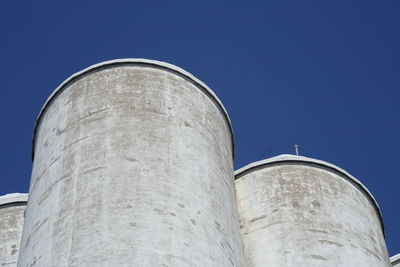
(18, 59), (243, 266)
(392, 254), (400, 266)
(235, 154), (390, 267)
(0, 193), (28, 267)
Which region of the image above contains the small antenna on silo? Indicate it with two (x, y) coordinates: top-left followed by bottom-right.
(294, 144), (299, 156)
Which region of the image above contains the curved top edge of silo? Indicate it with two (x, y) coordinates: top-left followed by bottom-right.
(235, 154), (386, 238)
(0, 193), (28, 208)
(31, 58), (235, 160)
(391, 254), (400, 265)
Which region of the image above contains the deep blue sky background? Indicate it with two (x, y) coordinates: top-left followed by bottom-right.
(1, 0), (399, 255)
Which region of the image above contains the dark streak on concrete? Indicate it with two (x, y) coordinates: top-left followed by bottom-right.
(318, 240), (343, 247)
(214, 220), (221, 231)
(79, 108), (109, 120)
(364, 248), (382, 261)
(48, 157), (61, 168)
(30, 218), (49, 236)
(63, 136), (89, 151)
(37, 173), (71, 205)
(81, 166), (106, 175)
(310, 254), (328, 261)
(249, 215), (266, 223)
(153, 208), (164, 215)
(307, 229), (329, 234)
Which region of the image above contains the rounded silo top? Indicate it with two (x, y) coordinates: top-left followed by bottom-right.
(235, 154), (385, 237)
(32, 58), (234, 160)
(0, 193), (28, 207)
(391, 254), (400, 266)
(22, 59), (242, 266)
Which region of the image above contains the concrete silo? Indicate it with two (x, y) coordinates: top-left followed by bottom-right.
(18, 59), (243, 267)
(235, 154), (390, 267)
(392, 254), (400, 266)
(0, 193), (28, 267)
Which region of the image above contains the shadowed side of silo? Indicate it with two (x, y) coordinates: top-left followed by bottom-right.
(0, 193), (28, 267)
(18, 59), (244, 267)
(235, 154), (391, 267)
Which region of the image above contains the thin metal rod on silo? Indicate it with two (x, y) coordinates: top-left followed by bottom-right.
(294, 144), (299, 156)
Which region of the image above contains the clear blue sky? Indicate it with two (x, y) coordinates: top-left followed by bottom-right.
(1, 0), (399, 255)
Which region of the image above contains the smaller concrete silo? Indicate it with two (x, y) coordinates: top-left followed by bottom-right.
(235, 154), (391, 267)
(0, 193), (28, 267)
(391, 254), (400, 266)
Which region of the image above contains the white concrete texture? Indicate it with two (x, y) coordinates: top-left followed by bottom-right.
(235, 154), (391, 267)
(391, 254), (400, 266)
(0, 193), (28, 267)
(18, 60), (243, 267)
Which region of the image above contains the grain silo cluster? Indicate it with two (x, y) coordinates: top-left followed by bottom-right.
(0, 59), (397, 266)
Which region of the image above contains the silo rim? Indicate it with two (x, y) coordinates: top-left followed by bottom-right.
(235, 154), (386, 238)
(0, 193), (28, 207)
(32, 58), (235, 160)
(391, 253), (400, 265)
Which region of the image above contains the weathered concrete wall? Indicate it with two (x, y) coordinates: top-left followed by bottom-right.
(0, 193), (28, 267)
(18, 59), (243, 267)
(236, 154), (390, 267)
(391, 254), (400, 266)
